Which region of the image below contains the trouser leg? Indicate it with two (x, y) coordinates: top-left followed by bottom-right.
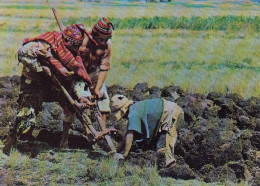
(60, 121), (72, 148)
(60, 104), (75, 148)
(165, 113), (184, 167)
(156, 132), (167, 168)
(158, 99), (184, 167)
(3, 133), (17, 155)
(165, 124), (177, 167)
(155, 126), (177, 168)
(3, 106), (37, 155)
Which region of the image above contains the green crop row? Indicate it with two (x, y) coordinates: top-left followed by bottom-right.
(60, 15), (260, 31)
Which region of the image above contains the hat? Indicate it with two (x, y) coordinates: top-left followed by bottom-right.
(111, 94), (132, 111)
(92, 17), (114, 40)
(63, 24), (84, 45)
(111, 94), (134, 120)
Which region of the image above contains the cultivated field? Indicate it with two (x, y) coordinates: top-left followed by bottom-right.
(0, 1), (260, 185)
(0, 0), (259, 99)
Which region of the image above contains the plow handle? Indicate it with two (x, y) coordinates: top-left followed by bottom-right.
(43, 67), (116, 152)
(52, 7), (65, 32)
(94, 107), (117, 153)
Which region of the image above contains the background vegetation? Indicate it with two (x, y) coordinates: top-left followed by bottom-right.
(0, 0), (259, 98)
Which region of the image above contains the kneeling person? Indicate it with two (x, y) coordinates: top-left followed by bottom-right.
(111, 95), (184, 167)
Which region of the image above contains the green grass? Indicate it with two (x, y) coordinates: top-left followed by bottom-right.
(106, 29), (260, 98)
(0, 28), (259, 98)
(60, 16), (260, 31)
(0, 142), (243, 185)
(2, 16), (259, 31)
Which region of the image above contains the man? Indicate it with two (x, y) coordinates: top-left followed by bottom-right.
(3, 24), (93, 155)
(111, 95), (184, 168)
(74, 17), (114, 126)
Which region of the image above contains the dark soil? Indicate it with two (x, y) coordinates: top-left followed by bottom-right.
(0, 76), (259, 184)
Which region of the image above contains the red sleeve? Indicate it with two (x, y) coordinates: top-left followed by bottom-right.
(49, 57), (69, 77)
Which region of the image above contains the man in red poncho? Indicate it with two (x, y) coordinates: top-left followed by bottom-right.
(3, 24), (93, 155)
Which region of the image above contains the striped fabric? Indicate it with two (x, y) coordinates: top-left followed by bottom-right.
(92, 17), (114, 39)
(63, 24), (83, 45)
(23, 31), (91, 84)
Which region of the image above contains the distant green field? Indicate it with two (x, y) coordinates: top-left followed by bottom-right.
(2, 16), (259, 32)
(61, 16), (260, 31)
(0, 0), (259, 98)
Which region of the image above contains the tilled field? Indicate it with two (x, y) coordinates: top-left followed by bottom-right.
(0, 75), (259, 184)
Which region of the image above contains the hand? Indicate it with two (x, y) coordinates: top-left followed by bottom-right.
(79, 46), (88, 53)
(113, 153), (125, 160)
(66, 71), (74, 76)
(94, 128), (117, 140)
(79, 97), (96, 107)
(75, 102), (88, 110)
(42, 66), (51, 76)
(94, 88), (103, 99)
(58, 68), (70, 77)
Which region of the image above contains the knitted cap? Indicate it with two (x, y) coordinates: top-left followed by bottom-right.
(63, 24), (84, 45)
(92, 17), (114, 40)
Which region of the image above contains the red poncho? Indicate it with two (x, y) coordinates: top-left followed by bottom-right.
(23, 31), (92, 84)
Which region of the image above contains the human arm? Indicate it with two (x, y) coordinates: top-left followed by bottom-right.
(73, 81), (95, 108)
(114, 130), (134, 160)
(122, 130), (134, 158)
(33, 41), (74, 77)
(94, 70), (107, 98)
(48, 57), (73, 77)
(94, 41), (111, 98)
(18, 41), (52, 73)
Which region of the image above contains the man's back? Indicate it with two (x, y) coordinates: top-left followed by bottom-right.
(128, 98), (164, 142)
